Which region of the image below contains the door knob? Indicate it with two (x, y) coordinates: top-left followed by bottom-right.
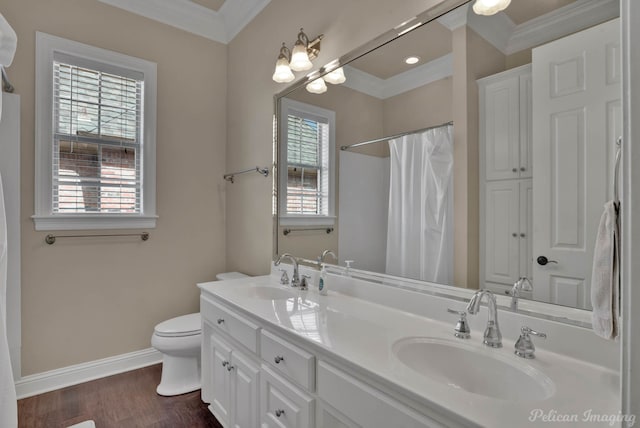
(536, 256), (558, 266)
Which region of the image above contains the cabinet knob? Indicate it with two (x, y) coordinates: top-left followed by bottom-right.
(217, 318), (224, 325)
(520, 167), (526, 172)
(274, 356), (285, 364)
(222, 361), (229, 367)
(226, 365), (235, 372)
(520, 233), (526, 238)
(512, 168), (518, 173)
(512, 233), (518, 237)
(275, 409), (285, 418)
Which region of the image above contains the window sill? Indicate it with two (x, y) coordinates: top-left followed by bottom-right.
(32, 214), (158, 231)
(279, 216), (336, 227)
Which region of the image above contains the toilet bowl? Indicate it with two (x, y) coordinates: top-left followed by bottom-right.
(151, 272), (248, 396)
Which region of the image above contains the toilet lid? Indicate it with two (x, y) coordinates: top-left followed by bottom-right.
(154, 313), (201, 337)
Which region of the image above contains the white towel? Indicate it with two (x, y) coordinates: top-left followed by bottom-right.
(0, 173), (17, 428)
(590, 200), (620, 340)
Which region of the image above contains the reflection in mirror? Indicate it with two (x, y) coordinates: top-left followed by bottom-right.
(275, 0), (621, 311)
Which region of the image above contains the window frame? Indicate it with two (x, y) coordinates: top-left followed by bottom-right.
(34, 32), (157, 230)
(279, 98), (336, 226)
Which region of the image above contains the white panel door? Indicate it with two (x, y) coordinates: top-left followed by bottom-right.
(484, 181), (520, 285)
(532, 19), (621, 308)
(231, 349), (259, 428)
(484, 76), (520, 180)
(210, 335), (232, 426)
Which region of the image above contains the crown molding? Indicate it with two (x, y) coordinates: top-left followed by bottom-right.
(464, 0), (620, 56)
(436, 4), (470, 31)
(505, 0), (619, 55)
(343, 53), (453, 100)
(98, 0), (271, 44)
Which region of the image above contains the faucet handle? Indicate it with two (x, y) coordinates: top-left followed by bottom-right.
(515, 326), (547, 359)
(300, 274), (311, 290)
(279, 269), (289, 285)
(447, 308), (471, 339)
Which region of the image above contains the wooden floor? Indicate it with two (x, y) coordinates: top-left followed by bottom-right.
(18, 364), (222, 428)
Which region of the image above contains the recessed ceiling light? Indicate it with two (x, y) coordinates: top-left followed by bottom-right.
(405, 56), (421, 65)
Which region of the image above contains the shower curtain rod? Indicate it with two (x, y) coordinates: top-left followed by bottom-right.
(340, 121), (453, 151)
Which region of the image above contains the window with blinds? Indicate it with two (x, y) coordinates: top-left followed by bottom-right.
(286, 114), (330, 216)
(279, 98), (335, 225)
(52, 58), (143, 214)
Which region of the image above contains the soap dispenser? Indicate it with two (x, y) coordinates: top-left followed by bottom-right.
(318, 263), (328, 295)
(344, 260), (354, 277)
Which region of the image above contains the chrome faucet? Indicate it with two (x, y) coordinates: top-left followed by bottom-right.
(318, 249), (337, 264)
(466, 290), (502, 348)
(510, 277), (533, 310)
(274, 253), (300, 287)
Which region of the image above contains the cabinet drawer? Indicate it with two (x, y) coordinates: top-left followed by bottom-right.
(317, 361), (440, 428)
(261, 365), (314, 428)
(261, 330), (315, 390)
(201, 296), (259, 353)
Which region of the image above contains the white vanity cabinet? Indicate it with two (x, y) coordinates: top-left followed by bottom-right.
(479, 64), (532, 181)
(200, 290), (446, 428)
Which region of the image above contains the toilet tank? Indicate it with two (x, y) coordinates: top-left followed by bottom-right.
(216, 271), (248, 281)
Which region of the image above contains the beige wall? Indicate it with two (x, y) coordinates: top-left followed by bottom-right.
(225, 0), (450, 275)
(1, 0), (228, 375)
(452, 26), (506, 289)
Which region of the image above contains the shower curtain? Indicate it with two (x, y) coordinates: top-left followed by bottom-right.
(385, 124), (454, 283)
(0, 173), (16, 428)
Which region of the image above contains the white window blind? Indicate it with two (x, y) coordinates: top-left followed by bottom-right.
(286, 113), (330, 216)
(52, 56), (143, 214)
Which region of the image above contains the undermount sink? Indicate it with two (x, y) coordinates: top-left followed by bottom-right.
(232, 286), (299, 300)
(392, 337), (555, 402)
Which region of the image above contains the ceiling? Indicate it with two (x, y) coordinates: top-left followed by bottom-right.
(347, 0), (610, 80)
(97, 0), (271, 44)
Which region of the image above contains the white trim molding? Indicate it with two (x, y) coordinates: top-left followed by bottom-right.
(15, 348), (162, 399)
(343, 54), (453, 100)
(621, 0), (640, 422)
(34, 32), (158, 231)
(98, 0), (271, 44)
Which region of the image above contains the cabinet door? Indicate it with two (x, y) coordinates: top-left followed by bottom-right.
(519, 73), (533, 178)
(260, 365), (314, 428)
(231, 349), (260, 428)
(519, 179), (533, 287)
(483, 76), (520, 180)
(210, 335), (232, 426)
(484, 181), (520, 285)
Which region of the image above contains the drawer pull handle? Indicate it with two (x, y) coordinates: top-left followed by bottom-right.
(226, 365), (235, 372)
(222, 361), (229, 367)
(275, 409), (285, 418)
(217, 318), (225, 325)
(274, 356), (285, 364)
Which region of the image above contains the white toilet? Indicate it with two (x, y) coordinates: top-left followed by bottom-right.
(151, 271), (248, 396)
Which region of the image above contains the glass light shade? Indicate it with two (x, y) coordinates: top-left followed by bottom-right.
(272, 56), (295, 83)
(306, 78), (327, 94)
(472, 0), (511, 16)
(290, 41), (313, 71)
(324, 67), (346, 85)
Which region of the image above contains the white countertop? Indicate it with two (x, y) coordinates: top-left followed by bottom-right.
(198, 274), (621, 428)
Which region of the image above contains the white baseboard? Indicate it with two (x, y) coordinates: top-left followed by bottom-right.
(15, 347), (162, 399)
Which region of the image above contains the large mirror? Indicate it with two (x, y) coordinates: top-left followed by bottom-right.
(275, 0), (621, 311)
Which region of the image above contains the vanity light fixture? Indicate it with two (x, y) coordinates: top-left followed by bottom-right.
(472, 0), (511, 16)
(272, 43), (295, 83)
(404, 56), (421, 65)
(306, 77), (327, 94)
(323, 67), (346, 84)
(272, 28), (323, 82)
